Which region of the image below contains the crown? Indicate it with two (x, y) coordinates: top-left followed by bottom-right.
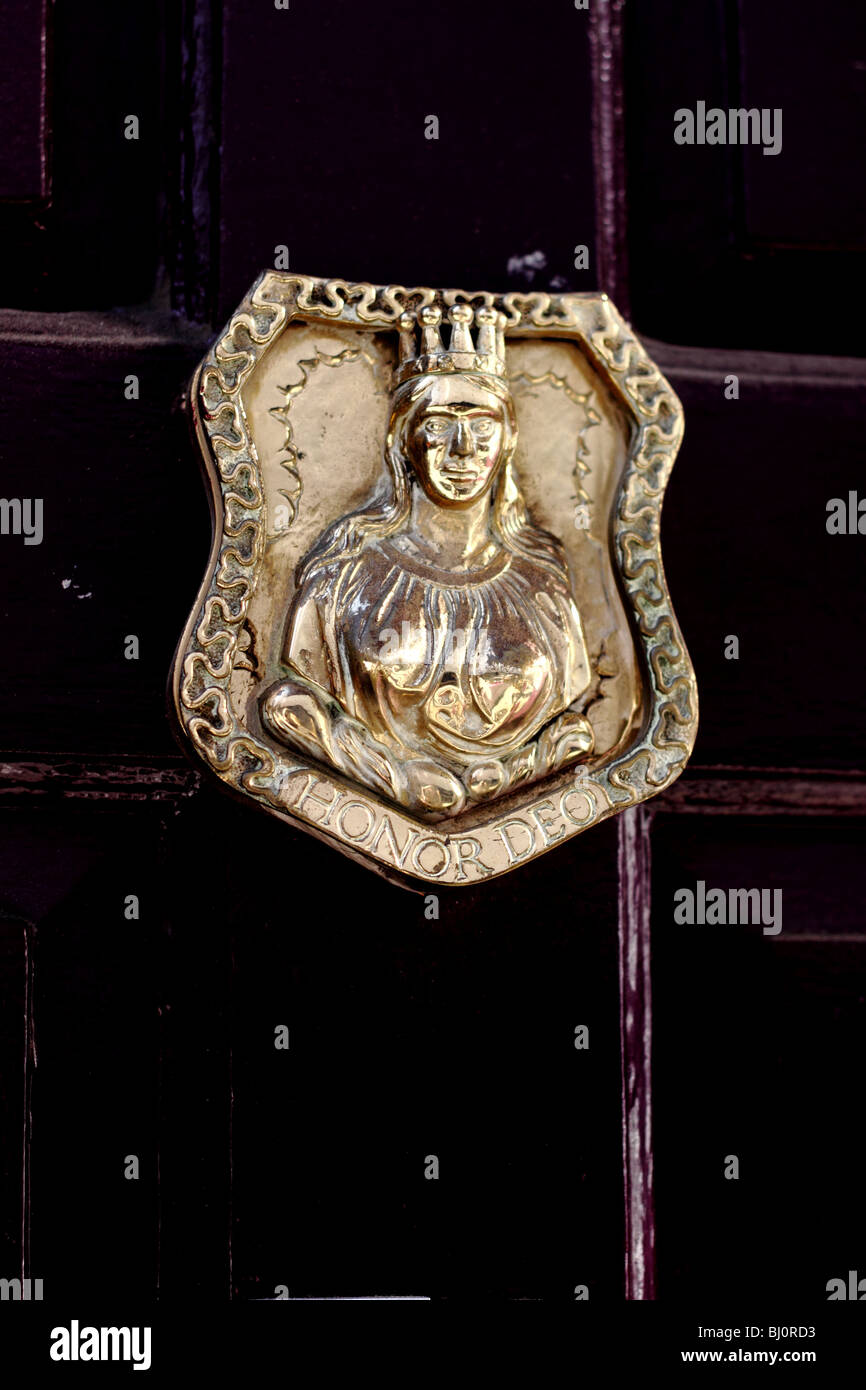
(395, 304), (507, 387)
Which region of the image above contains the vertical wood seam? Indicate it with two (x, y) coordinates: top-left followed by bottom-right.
(21, 923), (36, 1284)
(588, 0), (631, 314)
(618, 805), (655, 1299)
(175, 0), (222, 322)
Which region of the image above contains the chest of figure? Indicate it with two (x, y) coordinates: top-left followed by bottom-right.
(348, 576), (555, 740)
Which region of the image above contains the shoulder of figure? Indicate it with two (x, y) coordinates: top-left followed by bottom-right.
(510, 544), (573, 593)
(296, 542), (388, 599)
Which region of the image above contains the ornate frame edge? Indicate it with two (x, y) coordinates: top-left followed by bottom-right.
(170, 272), (698, 884)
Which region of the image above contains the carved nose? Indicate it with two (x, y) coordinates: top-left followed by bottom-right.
(452, 419), (474, 455)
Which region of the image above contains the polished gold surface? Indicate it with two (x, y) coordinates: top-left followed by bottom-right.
(171, 273), (698, 885)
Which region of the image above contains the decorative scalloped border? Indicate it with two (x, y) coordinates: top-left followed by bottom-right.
(171, 273), (698, 882)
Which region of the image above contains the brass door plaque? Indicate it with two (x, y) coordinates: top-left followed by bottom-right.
(171, 273), (698, 885)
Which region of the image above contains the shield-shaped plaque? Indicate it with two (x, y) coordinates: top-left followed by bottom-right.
(171, 274), (698, 885)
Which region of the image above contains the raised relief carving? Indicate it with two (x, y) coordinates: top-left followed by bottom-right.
(172, 274), (698, 885)
(260, 305), (594, 820)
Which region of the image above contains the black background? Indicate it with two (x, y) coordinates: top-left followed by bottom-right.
(0, 0), (864, 1319)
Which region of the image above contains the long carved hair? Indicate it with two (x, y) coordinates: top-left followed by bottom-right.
(296, 371), (569, 588)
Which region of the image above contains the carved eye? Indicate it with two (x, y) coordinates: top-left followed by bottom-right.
(472, 418), (495, 438)
(424, 418), (449, 436)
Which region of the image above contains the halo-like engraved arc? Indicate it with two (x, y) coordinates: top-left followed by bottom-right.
(171, 273), (698, 883)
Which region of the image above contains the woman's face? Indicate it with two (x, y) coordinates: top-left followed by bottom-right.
(402, 375), (512, 507)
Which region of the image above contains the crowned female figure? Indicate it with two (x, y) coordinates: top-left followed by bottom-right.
(261, 303), (595, 819)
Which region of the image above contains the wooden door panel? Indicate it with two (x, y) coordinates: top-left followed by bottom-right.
(624, 0), (866, 354)
(652, 814), (866, 1300)
(0, 1), (167, 308)
(0, 805), (162, 1299)
(0, 316), (206, 756)
(658, 348), (865, 768)
(226, 803), (625, 1300)
(216, 0), (598, 320)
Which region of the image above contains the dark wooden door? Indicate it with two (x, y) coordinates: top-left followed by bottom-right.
(1, 0), (863, 1321)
